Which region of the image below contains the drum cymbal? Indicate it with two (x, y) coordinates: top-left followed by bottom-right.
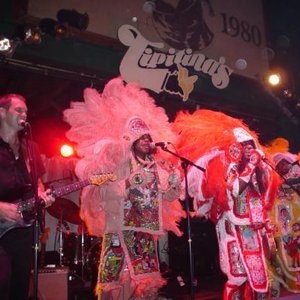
(47, 197), (81, 224)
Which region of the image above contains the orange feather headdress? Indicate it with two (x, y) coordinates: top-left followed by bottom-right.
(172, 109), (280, 222)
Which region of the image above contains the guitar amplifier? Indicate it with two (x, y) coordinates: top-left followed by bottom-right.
(30, 267), (69, 300)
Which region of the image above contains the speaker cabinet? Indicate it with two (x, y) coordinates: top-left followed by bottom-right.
(36, 267), (69, 300)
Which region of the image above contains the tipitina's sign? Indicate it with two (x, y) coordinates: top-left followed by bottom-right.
(118, 24), (233, 101)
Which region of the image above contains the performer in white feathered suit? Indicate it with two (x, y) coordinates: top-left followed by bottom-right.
(63, 77), (186, 299)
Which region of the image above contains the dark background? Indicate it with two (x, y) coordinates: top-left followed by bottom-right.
(263, 0), (300, 120)
(0, 0), (300, 157)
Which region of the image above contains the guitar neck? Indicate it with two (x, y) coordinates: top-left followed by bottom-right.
(19, 179), (91, 213)
(52, 179), (90, 198)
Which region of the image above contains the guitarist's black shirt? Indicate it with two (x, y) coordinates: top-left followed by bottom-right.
(0, 137), (45, 202)
(0, 137), (46, 300)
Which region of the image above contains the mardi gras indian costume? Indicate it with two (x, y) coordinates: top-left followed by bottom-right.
(172, 110), (279, 299)
(266, 148), (300, 294)
(63, 77), (185, 299)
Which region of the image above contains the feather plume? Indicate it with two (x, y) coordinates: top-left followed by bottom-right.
(63, 77), (185, 236)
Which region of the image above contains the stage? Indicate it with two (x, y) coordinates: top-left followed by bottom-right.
(31, 267), (300, 300)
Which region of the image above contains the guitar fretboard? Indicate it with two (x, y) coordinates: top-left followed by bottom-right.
(52, 179), (90, 197)
(18, 179), (91, 213)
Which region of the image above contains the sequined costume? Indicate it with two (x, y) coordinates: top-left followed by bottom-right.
(172, 110), (279, 299)
(97, 149), (182, 299)
(268, 151), (300, 294)
(63, 78), (185, 299)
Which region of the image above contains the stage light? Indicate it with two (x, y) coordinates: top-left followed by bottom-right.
(0, 37), (12, 52)
(267, 74), (281, 86)
(60, 144), (75, 158)
(0, 37), (19, 57)
(39, 18), (68, 39)
(264, 68), (290, 89)
(24, 26), (42, 44)
(283, 88), (293, 99)
(55, 23), (67, 38)
(14, 24), (42, 45)
(57, 9), (89, 31)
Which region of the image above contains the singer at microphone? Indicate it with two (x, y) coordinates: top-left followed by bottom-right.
(19, 119), (29, 129)
(0, 93), (56, 300)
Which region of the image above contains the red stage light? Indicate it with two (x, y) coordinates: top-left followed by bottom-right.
(60, 144), (75, 157)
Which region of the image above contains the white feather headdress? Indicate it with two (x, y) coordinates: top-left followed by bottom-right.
(63, 77), (185, 236)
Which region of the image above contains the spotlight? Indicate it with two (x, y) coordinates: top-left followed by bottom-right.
(14, 24), (42, 44)
(60, 144), (75, 158)
(39, 18), (67, 39)
(0, 37), (12, 52)
(283, 88), (293, 99)
(57, 9), (89, 31)
(55, 23), (67, 38)
(23, 26), (42, 44)
(0, 37), (19, 57)
(267, 74), (281, 86)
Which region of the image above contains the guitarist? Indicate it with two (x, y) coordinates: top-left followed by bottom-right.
(0, 94), (55, 300)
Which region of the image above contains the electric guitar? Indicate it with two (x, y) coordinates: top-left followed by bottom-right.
(0, 173), (117, 239)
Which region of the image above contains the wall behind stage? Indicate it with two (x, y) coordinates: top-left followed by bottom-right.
(27, 0), (268, 80)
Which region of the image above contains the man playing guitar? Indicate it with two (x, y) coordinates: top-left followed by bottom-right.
(0, 93), (55, 300)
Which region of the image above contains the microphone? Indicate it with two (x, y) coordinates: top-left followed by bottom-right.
(19, 120), (29, 128)
(249, 149), (264, 165)
(150, 142), (171, 149)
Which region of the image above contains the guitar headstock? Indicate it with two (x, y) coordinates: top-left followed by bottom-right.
(90, 173), (117, 186)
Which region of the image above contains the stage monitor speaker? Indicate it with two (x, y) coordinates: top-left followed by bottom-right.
(37, 267), (69, 300)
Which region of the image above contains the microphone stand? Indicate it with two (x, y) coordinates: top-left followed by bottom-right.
(158, 144), (205, 299)
(23, 123), (43, 300)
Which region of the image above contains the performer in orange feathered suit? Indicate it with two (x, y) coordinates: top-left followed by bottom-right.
(172, 109), (280, 299)
(63, 78), (186, 299)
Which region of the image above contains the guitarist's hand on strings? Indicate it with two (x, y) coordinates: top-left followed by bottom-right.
(0, 202), (21, 223)
(38, 189), (55, 208)
(37, 179), (55, 208)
